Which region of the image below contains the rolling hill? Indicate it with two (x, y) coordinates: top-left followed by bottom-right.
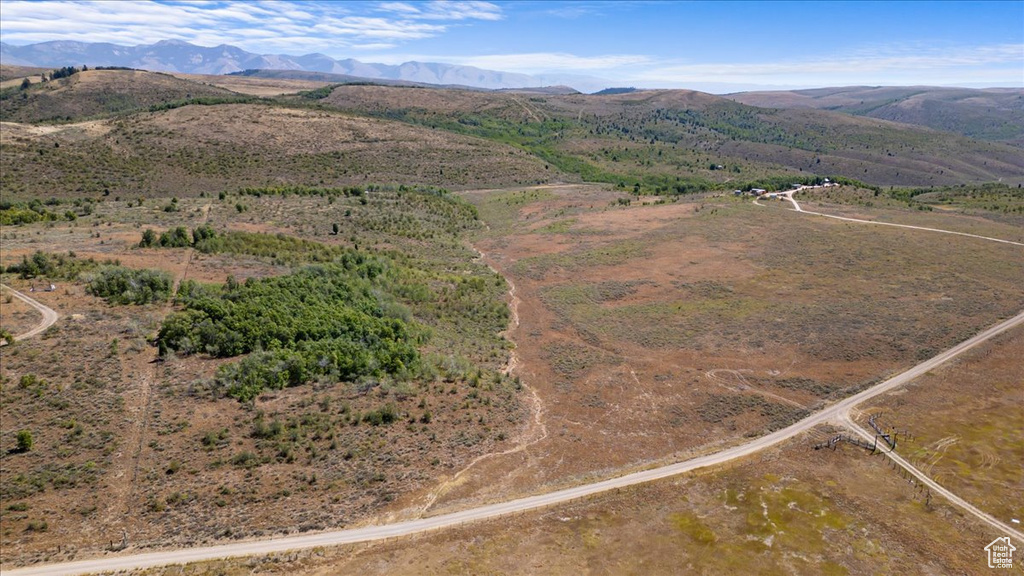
(0, 68), (239, 123)
(2, 72), (1022, 203)
(0, 104), (557, 200)
(0, 64), (51, 82)
(314, 85), (1024, 189)
(726, 86), (1024, 146)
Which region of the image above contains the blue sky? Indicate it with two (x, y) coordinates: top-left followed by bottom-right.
(1, 1), (1022, 90)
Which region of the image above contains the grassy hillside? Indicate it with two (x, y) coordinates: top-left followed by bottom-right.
(315, 85), (1024, 189)
(0, 64), (51, 82)
(0, 103), (557, 200)
(0, 69), (239, 123)
(727, 86), (1024, 146)
(2, 76), (1021, 202)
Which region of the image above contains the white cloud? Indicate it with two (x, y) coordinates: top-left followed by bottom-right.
(378, 1), (503, 21)
(624, 43), (1024, 87)
(350, 42), (400, 50)
(0, 0), (501, 54)
(378, 2), (422, 15)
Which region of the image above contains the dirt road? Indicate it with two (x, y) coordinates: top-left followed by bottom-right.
(1, 284), (58, 342)
(7, 306), (1023, 576)
(838, 411), (1024, 542)
(782, 187), (1024, 246)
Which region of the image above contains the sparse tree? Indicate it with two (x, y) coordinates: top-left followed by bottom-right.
(139, 228), (157, 247)
(16, 429), (33, 452)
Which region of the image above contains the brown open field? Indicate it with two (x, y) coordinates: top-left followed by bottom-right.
(0, 288), (41, 336)
(1, 179), (1021, 571)
(385, 185), (1024, 522)
(167, 73), (329, 96)
(129, 427), (1004, 575)
(854, 324), (1024, 524)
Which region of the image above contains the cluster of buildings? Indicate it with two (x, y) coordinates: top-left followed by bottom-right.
(732, 178), (837, 198)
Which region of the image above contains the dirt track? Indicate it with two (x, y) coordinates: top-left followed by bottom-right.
(0, 284), (59, 342)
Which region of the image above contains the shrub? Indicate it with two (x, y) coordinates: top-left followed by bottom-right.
(158, 226), (191, 248)
(86, 266), (173, 305)
(139, 228), (157, 247)
(6, 251), (101, 280)
(16, 429), (33, 452)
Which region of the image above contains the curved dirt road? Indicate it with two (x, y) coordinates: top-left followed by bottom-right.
(7, 307), (1023, 576)
(782, 187), (1024, 246)
(1, 284), (59, 342)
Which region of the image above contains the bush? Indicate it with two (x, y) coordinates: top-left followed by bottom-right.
(16, 429), (33, 452)
(158, 226), (191, 248)
(5, 251), (103, 280)
(363, 403), (398, 426)
(86, 266), (173, 305)
(139, 228), (157, 247)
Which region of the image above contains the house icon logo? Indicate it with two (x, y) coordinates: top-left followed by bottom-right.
(985, 536), (1016, 569)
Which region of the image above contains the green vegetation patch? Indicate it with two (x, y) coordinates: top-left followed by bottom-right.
(4, 250), (109, 280)
(141, 223), (350, 266)
(472, 188), (557, 235)
(0, 198), (85, 226)
(196, 230), (345, 264)
(670, 512), (717, 544)
(909, 182), (1024, 216)
(159, 256), (421, 401)
(85, 266), (173, 305)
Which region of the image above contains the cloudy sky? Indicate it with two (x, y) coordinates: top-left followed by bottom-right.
(2, 0), (1022, 90)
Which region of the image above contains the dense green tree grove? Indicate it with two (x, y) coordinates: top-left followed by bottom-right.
(49, 66), (81, 80)
(86, 266), (173, 305)
(158, 258), (422, 401)
(5, 251), (106, 280)
(149, 188), (511, 403)
(0, 199), (78, 225)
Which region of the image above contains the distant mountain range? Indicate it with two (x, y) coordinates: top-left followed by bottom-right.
(0, 39), (611, 92)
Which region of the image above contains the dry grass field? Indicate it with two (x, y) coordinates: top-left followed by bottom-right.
(126, 427), (1003, 575)
(0, 65), (50, 85)
(854, 325), (1024, 524)
(358, 185), (1021, 526)
(167, 73), (330, 96)
(10, 183), (1020, 570)
(0, 69), (238, 123)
